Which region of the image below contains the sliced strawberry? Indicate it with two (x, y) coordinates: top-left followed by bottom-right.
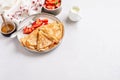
(23, 18), (49, 34)
(56, 2), (61, 8)
(36, 19), (40, 24)
(28, 28), (32, 33)
(58, 0), (61, 2)
(48, 1), (56, 5)
(31, 27), (35, 31)
(32, 22), (42, 28)
(42, 19), (48, 23)
(23, 28), (29, 34)
(32, 21), (36, 26)
(46, 5), (55, 9)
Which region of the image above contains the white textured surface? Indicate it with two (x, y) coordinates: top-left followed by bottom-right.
(0, 0), (120, 80)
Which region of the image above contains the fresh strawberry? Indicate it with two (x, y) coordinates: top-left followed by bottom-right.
(23, 28), (29, 34)
(56, 2), (61, 8)
(46, 5), (55, 9)
(23, 18), (49, 34)
(42, 19), (48, 23)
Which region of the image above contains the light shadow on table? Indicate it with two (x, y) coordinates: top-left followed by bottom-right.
(65, 17), (78, 24)
(0, 34), (14, 45)
(63, 17), (80, 29)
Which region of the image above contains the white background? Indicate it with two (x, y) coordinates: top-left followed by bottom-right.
(0, 0), (120, 80)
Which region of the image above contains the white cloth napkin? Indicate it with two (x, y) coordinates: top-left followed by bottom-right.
(2, 0), (44, 26)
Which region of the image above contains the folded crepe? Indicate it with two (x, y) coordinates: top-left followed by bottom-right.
(20, 21), (63, 51)
(20, 29), (38, 50)
(36, 30), (53, 51)
(40, 21), (63, 42)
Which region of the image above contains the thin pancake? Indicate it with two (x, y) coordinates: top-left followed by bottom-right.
(25, 29), (38, 50)
(20, 21), (63, 52)
(40, 21), (63, 41)
(37, 30), (53, 51)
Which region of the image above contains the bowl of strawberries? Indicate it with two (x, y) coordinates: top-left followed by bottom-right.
(43, 0), (62, 15)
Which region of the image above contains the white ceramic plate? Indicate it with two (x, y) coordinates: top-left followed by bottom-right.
(17, 12), (64, 53)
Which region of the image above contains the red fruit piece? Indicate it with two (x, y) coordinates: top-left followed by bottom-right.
(46, 5), (55, 9)
(56, 2), (61, 8)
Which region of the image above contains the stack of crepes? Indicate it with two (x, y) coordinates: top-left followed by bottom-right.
(20, 21), (64, 52)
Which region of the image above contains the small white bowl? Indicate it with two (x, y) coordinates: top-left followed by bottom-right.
(68, 6), (81, 22)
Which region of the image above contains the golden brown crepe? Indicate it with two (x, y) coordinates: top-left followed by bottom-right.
(25, 29), (38, 50)
(20, 29), (38, 50)
(40, 21), (63, 42)
(36, 30), (53, 51)
(20, 21), (63, 52)
(20, 35), (28, 46)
